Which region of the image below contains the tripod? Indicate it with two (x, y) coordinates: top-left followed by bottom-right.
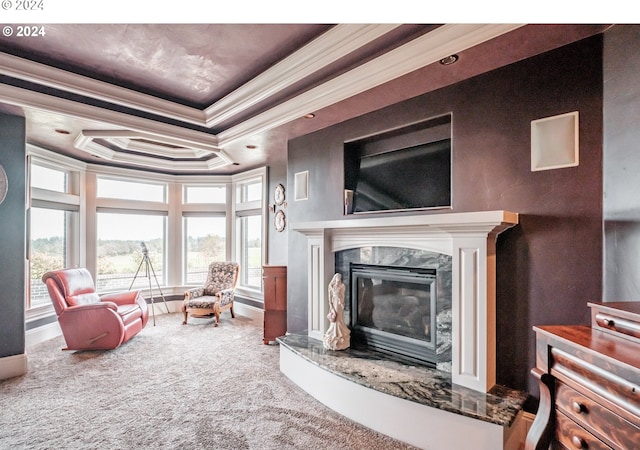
(129, 242), (169, 326)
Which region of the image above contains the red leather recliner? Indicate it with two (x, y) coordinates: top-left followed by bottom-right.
(42, 268), (149, 351)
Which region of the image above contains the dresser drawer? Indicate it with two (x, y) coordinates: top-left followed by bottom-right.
(550, 347), (640, 421)
(555, 411), (612, 450)
(556, 382), (640, 449)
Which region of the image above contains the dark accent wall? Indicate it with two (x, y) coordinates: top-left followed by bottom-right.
(0, 113), (26, 359)
(603, 25), (640, 300)
(287, 35), (603, 403)
(266, 162), (288, 266)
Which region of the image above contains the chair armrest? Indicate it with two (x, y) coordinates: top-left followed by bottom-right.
(184, 287), (204, 300)
(66, 302), (118, 312)
(218, 288), (235, 306)
(100, 290), (141, 306)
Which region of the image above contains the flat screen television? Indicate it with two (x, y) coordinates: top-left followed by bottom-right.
(344, 114), (452, 214)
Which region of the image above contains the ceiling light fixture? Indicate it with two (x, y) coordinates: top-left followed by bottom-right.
(54, 128), (71, 135)
(303, 113), (315, 119)
(246, 144), (257, 149)
(439, 54), (459, 65)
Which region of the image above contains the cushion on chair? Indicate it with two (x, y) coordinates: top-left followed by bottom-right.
(53, 268), (102, 306)
(203, 262), (238, 295)
(117, 304), (145, 326)
(184, 295), (219, 309)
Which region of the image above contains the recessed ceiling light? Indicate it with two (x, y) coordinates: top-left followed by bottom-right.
(54, 128), (71, 135)
(246, 144), (257, 149)
(439, 55), (459, 66)
(303, 113), (315, 119)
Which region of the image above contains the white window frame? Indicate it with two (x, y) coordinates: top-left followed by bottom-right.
(93, 171), (170, 292)
(231, 167), (267, 300)
(26, 146), (85, 321)
(181, 180), (230, 284)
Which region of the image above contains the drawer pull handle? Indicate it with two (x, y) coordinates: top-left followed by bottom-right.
(603, 317), (615, 327)
(572, 401), (586, 414)
(571, 435), (586, 449)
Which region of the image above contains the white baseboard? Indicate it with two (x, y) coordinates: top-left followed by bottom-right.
(0, 353), (28, 381)
(233, 302), (264, 322)
(26, 320), (62, 347)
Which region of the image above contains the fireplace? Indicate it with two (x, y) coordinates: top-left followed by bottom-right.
(293, 210), (519, 392)
(350, 263), (438, 367)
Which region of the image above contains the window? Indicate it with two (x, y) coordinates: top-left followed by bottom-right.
(240, 180), (262, 203)
(28, 148), (268, 321)
(96, 212), (166, 291)
(31, 164), (66, 192)
(29, 207), (78, 309)
(234, 170), (265, 293)
(184, 185), (226, 204)
(184, 216), (226, 284)
(237, 214), (262, 289)
(28, 159), (80, 312)
(97, 177), (166, 202)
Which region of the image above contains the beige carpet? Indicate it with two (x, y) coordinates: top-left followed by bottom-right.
(0, 313), (416, 449)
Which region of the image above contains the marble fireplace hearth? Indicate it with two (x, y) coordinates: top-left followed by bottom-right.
(277, 334), (527, 449)
(280, 211), (526, 449)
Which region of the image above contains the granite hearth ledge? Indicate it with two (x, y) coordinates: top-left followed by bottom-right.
(277, 334), (527, 428)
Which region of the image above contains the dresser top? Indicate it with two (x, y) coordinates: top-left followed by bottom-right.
(588, 301), (640, 320)
(534, 325), (640, 372)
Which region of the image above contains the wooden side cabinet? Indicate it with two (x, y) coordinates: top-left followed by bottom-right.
(262, 265), (287, 344)
(525, 302), (640, 450)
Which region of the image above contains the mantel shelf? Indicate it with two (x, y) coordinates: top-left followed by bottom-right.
(292, 210), (518, 234)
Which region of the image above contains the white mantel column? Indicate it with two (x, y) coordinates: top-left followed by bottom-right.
(306, 229), (333, 340)
(451, 235), (497, 392)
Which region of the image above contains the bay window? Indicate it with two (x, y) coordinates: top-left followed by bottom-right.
(28, 147), (267, 320)
(28, 158), (80, 312)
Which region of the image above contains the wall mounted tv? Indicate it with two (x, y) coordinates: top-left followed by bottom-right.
(344, 114), (452, 214)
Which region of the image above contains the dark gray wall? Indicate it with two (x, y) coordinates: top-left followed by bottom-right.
(603, 25), (640, 300)
(287, 35), (604, 403)
(0, 113), (26, 359)
(266, 162), (288, 266)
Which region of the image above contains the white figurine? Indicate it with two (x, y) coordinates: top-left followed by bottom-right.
(323, 273), (351, 350)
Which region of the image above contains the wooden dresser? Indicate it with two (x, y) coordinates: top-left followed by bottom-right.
(262, 265), (287, 344)
(525, 302), (640, 450)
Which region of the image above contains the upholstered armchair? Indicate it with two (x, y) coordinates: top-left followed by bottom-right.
(42, 268), (149, 351)
(182, 261), (240, 326)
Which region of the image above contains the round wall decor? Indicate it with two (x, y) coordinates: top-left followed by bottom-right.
(274, 209), (286, 232)
(0, 165), (7, 205)
(274, 183), (285, 206)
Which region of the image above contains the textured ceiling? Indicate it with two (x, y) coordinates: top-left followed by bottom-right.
(0, 23), (610, 175)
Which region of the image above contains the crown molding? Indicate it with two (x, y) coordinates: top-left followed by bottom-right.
(217, 23), (525, 146)
(0, 51), (205, 126)
(0, 83), (221, 147)
(202, 24), (401, 128)
(0, 83), (233, 171)
(0, 24), (400, 129)
(74, 129), (233, 172)
(74, 131), (229, 172)
(78, 130), (217, 158)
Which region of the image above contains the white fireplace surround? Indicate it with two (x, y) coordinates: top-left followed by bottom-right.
(293, 210), (518, 393)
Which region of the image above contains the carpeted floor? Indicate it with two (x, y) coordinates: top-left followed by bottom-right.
(0, 313), (417, 449)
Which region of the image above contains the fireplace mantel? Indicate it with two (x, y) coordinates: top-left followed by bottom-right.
(293, 210), (518, 393)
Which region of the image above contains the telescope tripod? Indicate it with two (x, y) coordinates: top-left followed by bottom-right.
(129, 248), (169, 326)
